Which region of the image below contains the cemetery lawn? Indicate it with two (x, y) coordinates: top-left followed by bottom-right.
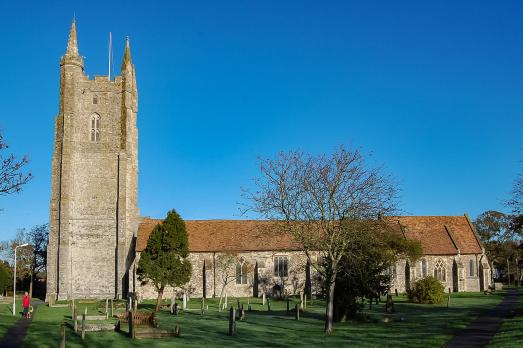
(0, 296), (26, 339)
(20, 291), (506, 347)
(488, 288), (523, 348)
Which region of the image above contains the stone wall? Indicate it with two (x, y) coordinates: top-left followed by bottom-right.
(46, 25), (139, 301)
(135, 251), (489, 300)
(134, 251), (312, 299)
(390, 253), (487, 293)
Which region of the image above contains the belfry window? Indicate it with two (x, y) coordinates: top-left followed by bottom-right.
(90, 114), (100, 142)
(93, 95), (98, 104)
(434, 259), (446, 282)
(236, 257), (248, 284)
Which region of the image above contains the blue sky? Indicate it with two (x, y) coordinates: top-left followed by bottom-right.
(0, 0), (522, 240)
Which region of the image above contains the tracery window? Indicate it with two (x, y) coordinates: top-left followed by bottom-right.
(469, 259), (475, 277)
(90, 114), (100, 142)
(274, 256), (288, 277)
(433, 259), (446, 282)
(236, 257), (248, 284)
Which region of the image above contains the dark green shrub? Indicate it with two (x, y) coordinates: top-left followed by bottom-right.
(407, 276), (445, 304)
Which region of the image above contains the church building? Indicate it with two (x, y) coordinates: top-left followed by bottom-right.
(46, 22), (491, 302)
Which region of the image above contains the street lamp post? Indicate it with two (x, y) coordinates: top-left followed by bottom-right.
(13, 243), (29, 316)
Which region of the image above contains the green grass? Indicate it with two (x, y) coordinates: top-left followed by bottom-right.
(488, 288), (523, 348)
(18, 292), (507, 347)
(0, 296), (29, 339)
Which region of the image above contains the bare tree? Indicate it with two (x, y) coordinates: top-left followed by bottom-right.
(507, 168), (523, 231)
(242, 147), (399, 334)
(0, 131), (32, 196)
(215, 253), (239, 310)
(215, 253), (253, 310)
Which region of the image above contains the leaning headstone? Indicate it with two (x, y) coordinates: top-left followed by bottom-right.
(240, 305), (245, 321)
(228, 306), (236, 336)
(60, 324), (66, 348)
(224, 293), (228, 309)
(201, 298), (205, 316)
(447, 295), (451, 308)
(182, 293), (187, 310)
(81, 309), (86, 340)
(110, 299), (114, 318)
(267, 298), (271, 312)
(295, 304), (300, 320)
(262, 293), (266, 306)
(300, 292), (304, 310)
(128, 310), (135, 339)
(105, 299), (109, 319)
(304, 295), (307, 310)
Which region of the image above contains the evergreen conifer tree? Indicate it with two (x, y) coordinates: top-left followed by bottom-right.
(137, 210), (192, 311)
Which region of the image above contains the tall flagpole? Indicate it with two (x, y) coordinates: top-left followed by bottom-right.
(108, 32), (112, 80)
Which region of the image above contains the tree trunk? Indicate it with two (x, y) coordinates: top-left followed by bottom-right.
(218, 285), (226, 310)
(29, 271), (33, 299)
(155, 287), (165, 312)
(324, 276), (336, 334)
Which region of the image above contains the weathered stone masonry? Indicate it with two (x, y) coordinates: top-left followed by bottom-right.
(46, 20), (139, 301)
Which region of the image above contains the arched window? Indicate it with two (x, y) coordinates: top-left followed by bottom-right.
(274, 256), (289, 277)
(434, 259), (446, 282)
(421, 259), (428, 277)
(236, 257), (248, 284)
(90, 114), (100, 142)
(469, 259), (475, 277)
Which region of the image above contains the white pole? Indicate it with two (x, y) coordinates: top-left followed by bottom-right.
(12, 247), (17, 316)
(13, 243), (29, 316)
(108, 32), (112, 80)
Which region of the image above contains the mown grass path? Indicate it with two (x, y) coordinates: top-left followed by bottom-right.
(445, 289), (519, 348)
(0, 300), (43, 348)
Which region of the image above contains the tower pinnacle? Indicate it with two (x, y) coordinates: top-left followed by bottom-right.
(66, 19), (79, 55)
(61, 19), (84, 68)
(121, 36), (132, 69)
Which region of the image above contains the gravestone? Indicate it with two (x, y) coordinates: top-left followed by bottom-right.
(228, 307), (236, 336)
(60, 324), (66, 348)
(294, 304), (299, 320)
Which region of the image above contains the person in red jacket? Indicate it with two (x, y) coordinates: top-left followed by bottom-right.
(22, 292), (30, 318)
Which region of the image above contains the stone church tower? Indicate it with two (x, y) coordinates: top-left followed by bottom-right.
(46, 20), (139, 300)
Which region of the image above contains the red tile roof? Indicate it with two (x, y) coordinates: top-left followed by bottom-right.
(136, 219), (300, 253)
(390, 216), (482, 255)
(136, 215), (483, 255)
